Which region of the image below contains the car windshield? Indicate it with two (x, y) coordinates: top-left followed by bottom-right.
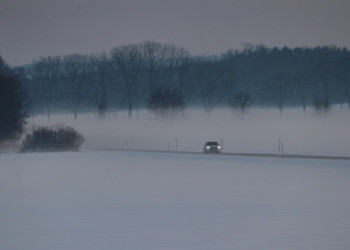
(206, 142), (218, 146)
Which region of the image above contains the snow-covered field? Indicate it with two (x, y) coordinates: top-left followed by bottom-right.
(1, 107), (350, 249)
(1, 150), (350, 249)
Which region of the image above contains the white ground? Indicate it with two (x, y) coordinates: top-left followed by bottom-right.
(1, 107), (350, 249)
(1, 150), (350, 249)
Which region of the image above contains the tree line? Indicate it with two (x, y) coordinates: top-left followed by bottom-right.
(15, 42), (350, 119)
(0, 56), (26, 143)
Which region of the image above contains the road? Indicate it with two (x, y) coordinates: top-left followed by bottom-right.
(84, 148), (350, 161)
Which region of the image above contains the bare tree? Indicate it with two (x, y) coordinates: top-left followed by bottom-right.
(347, 75), (350, 109)
(343, 55), (350, 109)
(92, 53), (112, 119)
(228, 92), (252, 120)
(313, 47), (335, 112)
(293, 52), (310, 112)
(142, 41), (167, 90)
(176, 53), (191, 95)
(62, 54), (88, 120)
(193, 59), (230, 112)
(270, 53), (286, 116)
(32, 56), (61, 121)
(142, 41), (190, 93)
(274, 76), (285, 116)
(111, 44), (143, 118)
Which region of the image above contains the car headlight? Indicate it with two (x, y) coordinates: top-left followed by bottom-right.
(206, 146), (210, 149)
(218, 146), (221, 149)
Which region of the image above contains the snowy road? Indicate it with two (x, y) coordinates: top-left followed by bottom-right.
(1, 150), (350, 249)
(85, 148), (350, 161)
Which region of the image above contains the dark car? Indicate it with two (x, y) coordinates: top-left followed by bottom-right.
(203, 141), (222, 153)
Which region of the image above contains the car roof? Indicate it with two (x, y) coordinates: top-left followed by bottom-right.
(205, 141), (218, 145)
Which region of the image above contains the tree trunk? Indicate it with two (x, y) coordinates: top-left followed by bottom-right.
(47, 106), (51, 122)
(74, 109), (78, 121)
(128, 103), (132, 118)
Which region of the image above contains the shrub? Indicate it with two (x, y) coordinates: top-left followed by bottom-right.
(20, 125), (84, 152)
(312, 96), (331, 114)
(147, 86), (185, 118)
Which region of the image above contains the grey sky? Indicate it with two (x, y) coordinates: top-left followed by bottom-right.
(1, 0), (350, 65)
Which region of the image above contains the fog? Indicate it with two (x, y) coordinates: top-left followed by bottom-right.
(27, 107), (350, 157)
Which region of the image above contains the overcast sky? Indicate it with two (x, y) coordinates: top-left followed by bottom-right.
(1, 0), (350, 66)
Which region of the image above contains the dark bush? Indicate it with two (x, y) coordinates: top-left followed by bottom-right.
(312, 96), (331, 113)
(20, 125), (84, 152)
(147, 86), (185, 118)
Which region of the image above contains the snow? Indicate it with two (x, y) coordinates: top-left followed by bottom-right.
(1, 150), (350, 249)
(1, 107), (350, 249)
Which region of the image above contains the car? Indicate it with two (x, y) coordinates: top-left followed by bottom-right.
(203, 141), (222, 153)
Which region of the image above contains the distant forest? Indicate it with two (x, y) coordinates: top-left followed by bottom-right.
(14, 42), (350, 118)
